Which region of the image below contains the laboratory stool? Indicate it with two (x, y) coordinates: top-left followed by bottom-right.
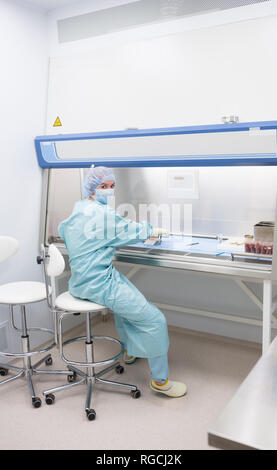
(38, 244), (141, 421)
(0, 236), (73, 408)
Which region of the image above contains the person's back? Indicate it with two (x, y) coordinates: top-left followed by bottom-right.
(59, 199), (115, 303)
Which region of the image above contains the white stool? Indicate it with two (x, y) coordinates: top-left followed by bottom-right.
(0, 237), (73, 408)
(38, 244), (140, 421)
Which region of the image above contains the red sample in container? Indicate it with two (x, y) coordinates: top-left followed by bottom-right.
(256, 241), (262, 254)
(245, 241), (273, 255)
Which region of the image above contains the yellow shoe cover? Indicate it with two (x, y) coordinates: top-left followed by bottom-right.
(150, 380), (187, 398)
(123, 351), (136, 364)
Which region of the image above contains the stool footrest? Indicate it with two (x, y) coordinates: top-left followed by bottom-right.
(61, 335), (124, 368)
(0, 341), (56, 359)
(0, 326), (55, 358)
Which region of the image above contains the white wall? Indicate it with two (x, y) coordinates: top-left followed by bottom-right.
(0, 0), (48, 267)
(0, 0), (49, 357)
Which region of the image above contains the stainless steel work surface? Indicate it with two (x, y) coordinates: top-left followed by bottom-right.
(208, 336), (277, 450)
(122, 234), (271, 258)
(115, 235), (272, 280)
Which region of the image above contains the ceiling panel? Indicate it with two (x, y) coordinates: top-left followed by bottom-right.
(23, 0), (88, 11)
(57, 0), (270, 43)
(22, 0), (270, 13)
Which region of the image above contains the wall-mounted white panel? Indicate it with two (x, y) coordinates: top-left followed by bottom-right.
(47, 15), (277, 134)
(167, 169), (199, 199)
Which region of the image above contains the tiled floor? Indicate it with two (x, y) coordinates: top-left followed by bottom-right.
(0, 316), (260, 450)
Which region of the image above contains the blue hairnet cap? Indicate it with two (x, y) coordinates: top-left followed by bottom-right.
(82, 166), (116, 198)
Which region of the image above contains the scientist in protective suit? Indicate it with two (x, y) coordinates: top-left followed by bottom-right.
(59, 166), (187, 398)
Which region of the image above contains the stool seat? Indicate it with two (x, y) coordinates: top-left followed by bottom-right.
(55, 291), (105, 313)
(0, 281), (47, 305)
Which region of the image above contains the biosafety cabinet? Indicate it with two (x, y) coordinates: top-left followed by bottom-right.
(35, 120), (277, 355)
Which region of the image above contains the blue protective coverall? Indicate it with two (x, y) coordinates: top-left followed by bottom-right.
(58, 199), (170, 374)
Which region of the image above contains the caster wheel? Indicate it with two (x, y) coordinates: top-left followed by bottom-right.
(45, 394), (55, 405)
(0, 368), (8, 376)
(86, 409), (96, 421)
(131, 389), (141, 399)
(45, 357), (53, 366)
(68, 371), (77, 383)
(116, 365), (124, 374)
(32, 397), (42, 408)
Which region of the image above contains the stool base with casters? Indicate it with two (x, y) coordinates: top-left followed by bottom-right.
(0, 302), (74, 409)
(43, 309), (141, 421)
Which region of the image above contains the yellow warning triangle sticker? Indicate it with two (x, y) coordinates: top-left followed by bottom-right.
(53, 116), (62, 127)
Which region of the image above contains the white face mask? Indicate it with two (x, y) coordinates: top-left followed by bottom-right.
(94, 188), (115, 205)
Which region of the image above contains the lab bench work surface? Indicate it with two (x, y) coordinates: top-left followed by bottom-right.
(115, 235), (272, 280)
(125, 235), (245, 256)
(208, 335), (277, 450)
